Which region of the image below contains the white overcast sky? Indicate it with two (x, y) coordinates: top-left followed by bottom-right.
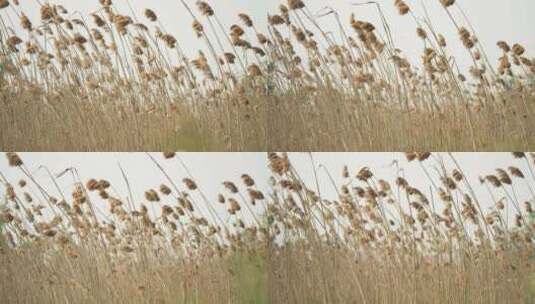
(1, 153), (534, 225)
(4, 0), (534, 72)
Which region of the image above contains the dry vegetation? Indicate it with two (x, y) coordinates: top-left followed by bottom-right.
(0, 0), (534, 151)
(1, 152), (535, 303)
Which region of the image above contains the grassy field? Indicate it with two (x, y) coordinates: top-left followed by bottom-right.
(0, 1), (533, 151)
(1, 152), (535, 303)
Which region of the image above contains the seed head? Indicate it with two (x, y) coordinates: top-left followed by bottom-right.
(0, 0), (9, 9)
(268, 14), (285, 26)
(438, 34), (447, 47)
(43, 230), (57, 237)
(268, 153), (290, 175)
(145, 189), (160, 202)
(241, 174), (255, 187)
(452, 169), (463, 182)
(485, 175), (501, 188)
(508, 167), (524, 178)
(183, 178), (197, 190)
(394, 0), (410, 15)
(7, 36), (23, 47)
(86, 179), (99, 191)
(192, 20), (204, 37)
(238, 13), (253, 27)
(160, 184), (172, 195)
(496, 169), (512, 185)
(144, 9), (157, 22)
(257, 33), (268, 44)
(512, 44), (525, 56)
(441, 177), (457, 190)
(223, 52), (236, 64)
(416, 28), (427, 40)
(416, 152), (431, 161)
(459, 27), (474, 49)
(223, 181), (238, 193)
(511, 152), (525, 159)
(405, 152), (417, 162)
(228, 198), (241, 213)
(288, 0), (305, 10)
(20, 13), (32, 31)
(161, 34), (177, 48)
(231, 24), (245, 37)
(196, 1), (214, 16)
(247, 64), (262, 77)
(357, 167), (373, 181)
(6, 153), (23, 167)
(163, 152), (176, 159)
(248, 189), (264, 201)
(497, 41), (510, 53)
(440, 0), (455, 8)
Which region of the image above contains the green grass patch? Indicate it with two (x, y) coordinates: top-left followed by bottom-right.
(163, 117), (217, 152)
(228, 252), (270, 304)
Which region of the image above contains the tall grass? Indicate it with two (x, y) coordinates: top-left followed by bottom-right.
(0, 0), (534, 151)
(1, 152), (535, 303)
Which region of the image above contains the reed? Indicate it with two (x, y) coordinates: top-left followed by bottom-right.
(1, 152), (535, 303)
(0, 0), (533, 151)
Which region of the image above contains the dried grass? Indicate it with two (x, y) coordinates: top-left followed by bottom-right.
(1, 152), (535, 303)
(0, 1), (533, 151)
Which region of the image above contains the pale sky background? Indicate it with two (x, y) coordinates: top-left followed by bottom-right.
(3, 0), (534, 73)
(1, 153), (533, 226)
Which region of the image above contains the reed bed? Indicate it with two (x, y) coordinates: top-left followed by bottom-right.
(1, 152), (535, 303)
(0, 0), (534, 151)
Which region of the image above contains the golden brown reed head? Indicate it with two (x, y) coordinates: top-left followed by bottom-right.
(192, 20), (204, 37)
(241, 174), (255, 187)
(0, 0), (9, 9)
(228, 198), (240, 214)
(92, 14), (106, 27)
(508, 166), (524, 178)
(268, 14), (285, 26)
(223, 52), (236, 64)
(416, 28), (427, 40)
(144, 9), (157, 22)
(183, 178), (197, 190)
(0, 0), (534, 154)
(161, 34), (177, 48)
(268, 153), (290, 175)
(223, 181), (238, 193)
(512, 152), (526, 159)
(6, 153), (23, 167)
(238, 13), (253, 27)
(438, 34), (447, 47)
(497, 41), (511, 53)
(160, 184), (172, 195)
(394, 0), (410, 15)
(6, 36), (22, 47)
(288, 0), (305, 10)
(145, 189), (160, 202)
(440, 0), (455, 8)
(247, 64), (262, 77)
(163, 152), (176, 159)
(512, 44), (525, 56)
(230, 24), (245, 37)
(20, 13), (32, 31)
(196, 1), (214, 16)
